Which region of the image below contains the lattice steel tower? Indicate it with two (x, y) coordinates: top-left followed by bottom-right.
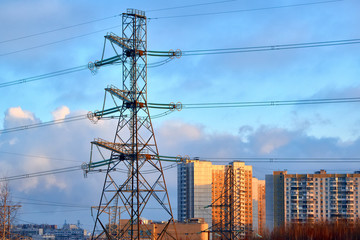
(209, 165), (250, 240)
(87, 9), (176, 239)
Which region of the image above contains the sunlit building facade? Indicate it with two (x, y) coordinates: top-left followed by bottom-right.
(114, 218), (209, 240)
(178, 160), (254, 239)
(177, 160), (213, 227)
(252, 177), (266, 236)
(266, 170), (360, 229)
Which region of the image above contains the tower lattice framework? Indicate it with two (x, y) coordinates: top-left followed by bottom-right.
(210, 166), (246, 240)
(89, 9), (176, 240)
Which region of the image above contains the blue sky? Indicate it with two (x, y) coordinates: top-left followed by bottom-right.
(0, 0), (360, 231)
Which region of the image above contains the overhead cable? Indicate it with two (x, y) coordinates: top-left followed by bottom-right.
(146, 0), (236, 12)
(19, 209), (90, 215)
(0, 114), (87, 134)
(0, 0), (238, 44)
(0, 150), (80, 163)
(0, 59), (171, 89)
(0, 25), (122, 57)
(0, 65), (87, 88)
(179, 96), (360, 109)
(1, 96), (360, 134)
(0, 15), (121, 44)
(149, 0), (342, 19)
(0, 110), (175, 135)
(203, 157), (360, 163)
(2, 156), (359, 183)
(13, 195), (89, 208)
(0, 160), (178, 182)
(18, 201), (89, 209)
(179, 38), (360, 56)
(2, 37), (359, 89)
(0, 166), (81, 182)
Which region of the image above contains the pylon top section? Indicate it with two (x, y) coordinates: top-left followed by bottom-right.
(125, 8), (146, 18)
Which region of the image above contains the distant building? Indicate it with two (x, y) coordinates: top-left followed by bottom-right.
(107, 218), (209, 239)
(12, 223), (87, 240)
(252, 177), (266, 236)
(266, 170), (360, 230)
(266, 171), (286, 230)
(178, 160), (253, 239)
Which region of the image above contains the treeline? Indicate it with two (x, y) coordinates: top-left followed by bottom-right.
(254, 221), (360, 240)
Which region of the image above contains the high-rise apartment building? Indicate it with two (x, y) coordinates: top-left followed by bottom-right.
(177, 160), (213, 227)
(266, 170), (360, 229)
(252, 178), (266, 236)
(178, 160), (253, 239)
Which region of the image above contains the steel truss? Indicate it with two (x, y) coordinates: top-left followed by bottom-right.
(208, 166), (247, 240)
(89, 9), (176, 240)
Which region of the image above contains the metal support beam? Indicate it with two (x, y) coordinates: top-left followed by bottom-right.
(89, 9), (176, 240)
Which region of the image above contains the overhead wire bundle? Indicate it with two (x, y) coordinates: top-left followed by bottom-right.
(0, 0), (357, 187)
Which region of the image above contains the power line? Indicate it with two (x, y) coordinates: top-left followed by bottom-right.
(19, 209), (90, 215)
(1, 96), (360, 134)
(13, 195), (89, 208)
(178, 38), (360, 56)
(0, 166), (81, 182)
(18, 201), (89, 209)
(180, 96), (360, 109)
(13, 217), (38, 225)
(203, 157), (360, 160)
(0, 58), (171, 89)
(205, 158), (360, 163)
(0, 110), (174, 134)
(0, 114), (87, 134)
(149, 0), (342, 19)
(0, 151), (80, 163)
(1, 156), (359, 183)
(146, 0), (236, 12)
(173, 155), (360, 163)
(2, 37), (359, 89)
(0, 65), (87, 88)
(0, 25), (121, 57)
(0, 15), (121, 44)
(0, 160), (178, 183)
(0, 0), (236, 44)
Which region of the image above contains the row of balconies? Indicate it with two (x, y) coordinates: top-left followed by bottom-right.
(330, 195), (354, 199)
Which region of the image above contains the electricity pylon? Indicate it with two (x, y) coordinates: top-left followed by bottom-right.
(207, 165), (246, 240)
(86, 9), (176, 239)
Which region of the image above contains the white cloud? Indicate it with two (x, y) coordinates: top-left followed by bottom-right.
(156, 119), (360, 166)
(158, 120), (202, 148)
(0, 106), (114, 194)
(19, 155), (67, 192)
(51, 106), (70, 121)
(6, 107), (35, 120)
(250, 126), (291, 154)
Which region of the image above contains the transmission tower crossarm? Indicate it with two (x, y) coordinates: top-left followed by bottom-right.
(105, 86), (130, 101)
(93, 106), (121, 118)
(105, 33), (145, 57)
(94, 55), (122, 68)
(91, 138), (129, 155)
(87, 158), (114, 169)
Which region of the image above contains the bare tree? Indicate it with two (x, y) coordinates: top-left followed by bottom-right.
(0, 181), (20, 240)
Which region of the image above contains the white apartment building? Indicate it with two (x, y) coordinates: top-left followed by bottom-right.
(266, 170), (360, 229)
